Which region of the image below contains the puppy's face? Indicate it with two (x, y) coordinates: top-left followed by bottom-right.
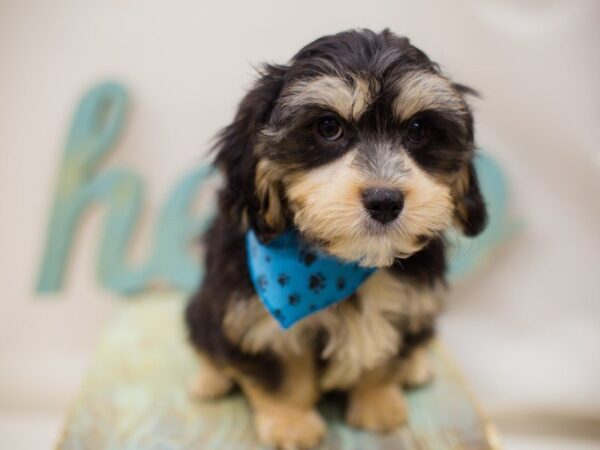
(217, 30), (486, 267)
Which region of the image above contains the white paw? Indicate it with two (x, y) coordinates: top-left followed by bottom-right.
(255, 408), (326, 450)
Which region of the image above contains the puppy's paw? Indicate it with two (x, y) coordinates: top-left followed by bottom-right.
(255, 407), (326, 449)
(189, 368), (233, 400)
(401, 349), (434, 388)
(346, 385), (407, 432)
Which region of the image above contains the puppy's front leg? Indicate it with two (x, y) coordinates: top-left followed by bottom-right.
(346, 362), (408, 432)
(400, 345), (434, 388)
(237, 350), (325, 449)
(190, 352), (234, 400)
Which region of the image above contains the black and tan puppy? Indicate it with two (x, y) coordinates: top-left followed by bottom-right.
(186, 29), (486, 449)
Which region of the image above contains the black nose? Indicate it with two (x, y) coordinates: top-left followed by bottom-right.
(362, 188), (404, 224)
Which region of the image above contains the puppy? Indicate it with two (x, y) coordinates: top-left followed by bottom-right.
(186, 29), (487, 449)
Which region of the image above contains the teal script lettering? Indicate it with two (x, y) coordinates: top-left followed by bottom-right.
(35, 82), (515, 296)
(36, 82), (215, 295)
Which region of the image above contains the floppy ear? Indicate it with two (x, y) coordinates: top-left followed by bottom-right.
(454, 161), (488, 236)
(214, 64), (288, 242)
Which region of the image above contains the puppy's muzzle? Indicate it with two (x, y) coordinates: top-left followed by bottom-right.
(361, 187), (404, 224)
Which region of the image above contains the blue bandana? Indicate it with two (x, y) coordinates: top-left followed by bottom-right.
(246, 230), (376, 329)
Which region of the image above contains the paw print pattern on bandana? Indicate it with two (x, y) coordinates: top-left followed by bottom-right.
(299, 248), (317, 266)
(308, 272), (326, 293)
(288, 293), (300, 306)
(277, 273), (290, 286)
(256, 274), (268, 292)
(246, 230), (376, 329)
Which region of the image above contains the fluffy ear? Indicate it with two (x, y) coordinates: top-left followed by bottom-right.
(454, 161), (488, 236)
(214, 64), (288, 242)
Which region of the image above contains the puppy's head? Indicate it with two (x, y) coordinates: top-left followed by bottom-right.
(216, 29), (487, 267)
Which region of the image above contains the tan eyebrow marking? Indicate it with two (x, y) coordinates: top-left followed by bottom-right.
(394, 71), (466, 121)
(280, 75), (373, 121)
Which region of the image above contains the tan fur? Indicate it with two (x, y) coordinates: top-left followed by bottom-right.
(450, 164), (474, 232)
(318, 270), (441, 390)
(346, 363), (408, 432)
(350, 76), (375, 120)
(223, 293), (308, 355)
(394, 71), (467, 121)
(285, 149), (454, 267)
(280, 75), (373, 122)
(189, 352), (234, 399)
(234, 349), (324, 449)
(255, 159), (286, 232)
(223, 269), (442, 391)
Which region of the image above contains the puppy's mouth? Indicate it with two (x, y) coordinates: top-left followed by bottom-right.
(297, 213), (428, 267)
(363, 213), (401, 234)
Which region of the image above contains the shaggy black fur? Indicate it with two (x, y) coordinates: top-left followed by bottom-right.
(388, 238), (447, 288)
(185, 214), (284, 389)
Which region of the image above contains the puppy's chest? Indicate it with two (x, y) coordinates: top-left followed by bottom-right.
(312, 270), (441, 390)
(225, 270), (441, 389)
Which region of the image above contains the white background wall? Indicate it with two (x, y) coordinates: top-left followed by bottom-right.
(1, 1), (599, 448)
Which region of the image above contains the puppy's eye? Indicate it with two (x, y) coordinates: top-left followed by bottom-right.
(407, 119), (430, 145)
(316, 116), (343, 141)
